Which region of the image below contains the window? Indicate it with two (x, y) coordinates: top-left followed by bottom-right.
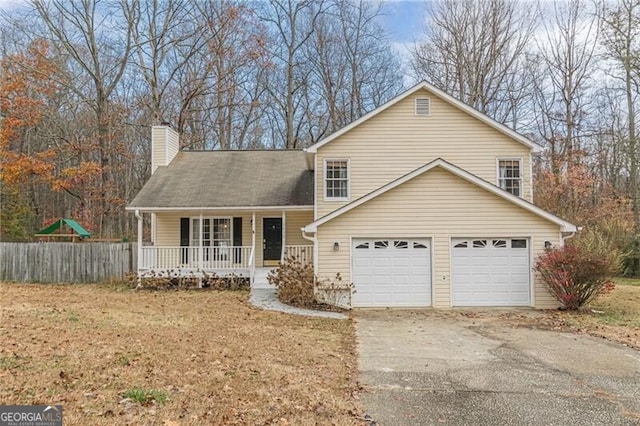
(191, 217), (232, 261)
(492, 239), (507, 248)
(473, 239), (487, 248)
(394, 240), (409, 249)
(325, 159), (349, 200)
(511, 239), (527, 249)
(498, 159), (522, 197)
(374, 240), (389, 249)
(212, 218), (231, 248)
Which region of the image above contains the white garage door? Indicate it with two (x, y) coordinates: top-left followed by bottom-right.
(451, 238), (530, 306)
(352, 238), (431, 307)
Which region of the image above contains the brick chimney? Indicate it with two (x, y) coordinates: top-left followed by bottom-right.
(151, 122), (179, 174)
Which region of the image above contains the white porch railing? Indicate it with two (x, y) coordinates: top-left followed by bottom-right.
(284, 245), (313, 265)
(140, 246), (252, 270)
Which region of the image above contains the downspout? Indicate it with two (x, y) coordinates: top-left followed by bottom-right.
(561, 226), (582, 245)
(301, 229), (318, 278)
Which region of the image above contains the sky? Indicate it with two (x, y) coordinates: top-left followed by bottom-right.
(0, 0), (430, 46)
(379, 1), (429, 44)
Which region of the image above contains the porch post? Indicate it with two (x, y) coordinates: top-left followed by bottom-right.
(135, 210), (143, 288)
(281, 210), (286, 262)
(251, 211), (256, 284)
(198, 213), (203, 287)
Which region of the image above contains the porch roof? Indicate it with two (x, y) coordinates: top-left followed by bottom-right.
(128, 150), (313, 210)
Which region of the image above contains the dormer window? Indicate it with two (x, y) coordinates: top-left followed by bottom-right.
(498, 159), (522, 197)
(325, 159), (349, 200)
(415, 98), (430, 116)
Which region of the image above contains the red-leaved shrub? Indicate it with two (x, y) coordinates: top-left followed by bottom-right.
(534, 245), (617, 310)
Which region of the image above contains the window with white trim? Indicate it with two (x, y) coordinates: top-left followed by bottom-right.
(325, 159), (349, 200)
(190, 217), (232, 248)
(498, 159), (522, 197)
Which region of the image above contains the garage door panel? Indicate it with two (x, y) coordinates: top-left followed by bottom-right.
(452, 238), (530, 307)
(352, 238), (431, 308)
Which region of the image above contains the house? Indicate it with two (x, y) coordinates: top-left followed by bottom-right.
(127, 82), (577, 309)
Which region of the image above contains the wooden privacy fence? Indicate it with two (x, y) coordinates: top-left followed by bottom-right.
(0, 242), (137, 283)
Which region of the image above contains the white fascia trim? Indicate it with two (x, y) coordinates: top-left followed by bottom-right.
(305, 81), (542, 154)
(303, 158), (576, 233)
(125, 205), (314, 212)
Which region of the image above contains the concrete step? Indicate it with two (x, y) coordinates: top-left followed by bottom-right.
(252, 267), (275, 289)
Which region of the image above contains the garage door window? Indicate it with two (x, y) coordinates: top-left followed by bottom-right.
(473, 239), (487, 248)
(355, 242), (369, 249)
(511, 239), (527, 248)
(413, 242), (428, 249)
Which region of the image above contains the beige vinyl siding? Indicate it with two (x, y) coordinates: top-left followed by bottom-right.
(284, 211), (314, 245)
(151, 126), (179, 174)
(151, 127), (166, 174)
(315, 168), (560, 309)
(154, 210), (313, 266)
(315, 88), (532, 218)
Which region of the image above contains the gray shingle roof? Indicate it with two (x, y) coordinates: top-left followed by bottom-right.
(128, 150), (313, 209)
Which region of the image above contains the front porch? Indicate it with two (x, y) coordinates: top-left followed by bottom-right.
(134, 209), (314, 285)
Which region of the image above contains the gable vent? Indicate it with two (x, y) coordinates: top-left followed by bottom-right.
(415, 97), (431, 116)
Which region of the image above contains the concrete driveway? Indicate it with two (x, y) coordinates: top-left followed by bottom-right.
(355, 310), (640, 426)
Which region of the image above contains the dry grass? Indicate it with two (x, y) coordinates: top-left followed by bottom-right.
(0, 283), (361, 425)
(495, 280), (640, 350)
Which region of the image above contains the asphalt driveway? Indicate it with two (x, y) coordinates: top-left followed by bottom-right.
(355, 310), (640, 426)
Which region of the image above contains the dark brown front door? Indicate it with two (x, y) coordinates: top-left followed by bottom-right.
(263, 218), (283, 264)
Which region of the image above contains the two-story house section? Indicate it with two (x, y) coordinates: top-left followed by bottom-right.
(128, 82), (576, 309)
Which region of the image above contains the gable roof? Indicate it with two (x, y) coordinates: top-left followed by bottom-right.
(303, 158), (576, 233)
(35, 218), (91, 238)
(305, 81), (542, 153)
(127, 150), (313, 210)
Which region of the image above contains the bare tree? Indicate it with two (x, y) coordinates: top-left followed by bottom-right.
(32, 0), (137, 236)
(531, 0), (599, 173)
(305, 0), (402, 136)
(259, 0), (327, 148)
(599, 0), (640, 272)
(132, 0), (200, 124)
(411, 0), (537, 125)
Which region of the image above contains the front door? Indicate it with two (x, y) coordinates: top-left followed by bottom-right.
(263, 218), (283, 266)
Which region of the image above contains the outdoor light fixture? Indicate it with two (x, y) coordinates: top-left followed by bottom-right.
(333, 242), (340, 251)
(544, 241), (552, 248)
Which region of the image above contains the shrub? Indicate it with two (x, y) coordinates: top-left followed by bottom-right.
(316, 272), (355, 309)
(534, 244), (618, 310)
(267, 256), (315, 308)
(125, 271), (249, 291)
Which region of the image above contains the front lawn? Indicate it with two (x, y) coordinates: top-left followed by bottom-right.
(0, 283), (360, 425)
(499, 279), (640, 349)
